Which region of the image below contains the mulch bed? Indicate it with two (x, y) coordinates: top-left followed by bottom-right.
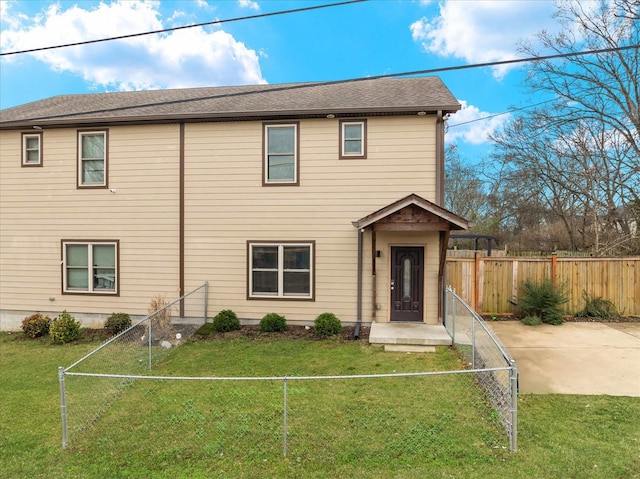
(482, 315), (640, 323)
(194, 325), (370, 342)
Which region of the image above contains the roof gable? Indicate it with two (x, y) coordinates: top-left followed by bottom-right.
(352, 194), (469, 231)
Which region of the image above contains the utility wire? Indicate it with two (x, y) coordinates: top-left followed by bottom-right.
(0, 0), (367, 56)
(447, 99), (555, 128)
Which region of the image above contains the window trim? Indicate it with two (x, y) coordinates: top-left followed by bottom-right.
(21, 131), (43, 167)
(339, 119), (367, 159)
(262, 122), (300, 186)
(77, 129), (109, 188)
(61, 240), (120, 295)
(247, 241), (315, 301)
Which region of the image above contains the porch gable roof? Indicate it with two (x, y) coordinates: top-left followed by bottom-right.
(352, 193), (469, 231)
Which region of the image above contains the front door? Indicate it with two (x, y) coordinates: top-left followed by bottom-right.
(390, 246), (424, 322)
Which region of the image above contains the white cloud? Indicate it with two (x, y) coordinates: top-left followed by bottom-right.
(238, 0), (260, 10)
(411, 1), (556, 79)
(0, 0), (265, 90)
(446, 100), (510, 145)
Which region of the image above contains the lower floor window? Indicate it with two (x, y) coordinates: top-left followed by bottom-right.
(63, 240), (118, 294)
(249, 242), (314, 299)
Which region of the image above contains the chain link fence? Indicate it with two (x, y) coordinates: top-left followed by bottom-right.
(59, 282), (208, 448)
(445, 286), (518, 451)
(59, 282), (517, 457)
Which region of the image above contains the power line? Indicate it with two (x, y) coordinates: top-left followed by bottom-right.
(447, 99), (555, 128)
(3, 44), (638, 122)
(0, 0), (367, 57)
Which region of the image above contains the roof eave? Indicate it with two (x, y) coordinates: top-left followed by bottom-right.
(0, 104), (462, 130)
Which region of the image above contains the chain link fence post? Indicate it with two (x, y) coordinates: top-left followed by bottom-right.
(58, 366), (68, 450)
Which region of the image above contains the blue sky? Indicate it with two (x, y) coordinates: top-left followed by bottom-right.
(0, 0), (561, 161)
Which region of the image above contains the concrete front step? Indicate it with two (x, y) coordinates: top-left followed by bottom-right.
(369, 322), (452, 347)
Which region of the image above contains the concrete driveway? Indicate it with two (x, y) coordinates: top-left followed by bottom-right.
(487, 321), (640, 397)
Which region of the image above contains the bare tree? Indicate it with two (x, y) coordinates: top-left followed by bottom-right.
(488, 0), (640, 254)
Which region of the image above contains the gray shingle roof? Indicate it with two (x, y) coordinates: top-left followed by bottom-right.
(0, 77), (460, 129)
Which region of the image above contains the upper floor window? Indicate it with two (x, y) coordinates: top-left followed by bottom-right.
(78, 130), (108, 188)
(263, 122), (299, 185)
(22, 132), (43, 167)
(248, 241), (314, 300)
(340, 120), (367, 159)
(62, 240), (118, 294)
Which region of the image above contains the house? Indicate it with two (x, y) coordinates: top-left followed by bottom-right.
(0, 77), (468, 342)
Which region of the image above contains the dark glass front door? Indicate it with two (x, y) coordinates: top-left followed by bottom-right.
(390, 246), (424, 322)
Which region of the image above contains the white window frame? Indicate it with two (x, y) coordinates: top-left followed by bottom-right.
(62, 240), (118, 294)
(263, 123), (299, 185)
(78, 130), (108, 188)
(340, 120), (366, 159)
(248, 242), (314, 299)
(22, 132), (42, 166)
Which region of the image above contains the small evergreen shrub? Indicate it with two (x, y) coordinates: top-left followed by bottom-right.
(104, 312), (132, 336)
(49, 310), (81, 344)
(576, 292), (620, 320)
(21, 313), (51, 338)
(260, 313), (288, 332)
(521, 315), (542, 326)
(516, 278), (567, 325)
(211, 309), (241, 333)
(314, 312), (342, 337)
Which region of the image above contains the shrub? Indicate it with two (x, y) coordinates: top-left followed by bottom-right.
(211, 309), (241, 333)
(259, 313), (288, 332)
(49, 311), (81, 344)
(21, 313), (51, 338)
(314, 312), (342, 337)
(516, 278), (567, 325)
(104, 312), (132, 336)
(576, 292), (620, 320)
(147, 294), (174, 340)
(521, 315), (542, 326)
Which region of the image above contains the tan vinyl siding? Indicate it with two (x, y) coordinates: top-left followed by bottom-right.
(1, 114), (440, 327)
(184, 116), (437, 323)
(0, 125), (180, 321)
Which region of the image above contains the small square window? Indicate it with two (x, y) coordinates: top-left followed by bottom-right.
(263, 123), (299, 185)
(22, 132), (43, 166)
(78, 130), (108, 188)
(339, 120), (367, 159)
(248, 242), (314, 300)
(62, 240), (119, 294)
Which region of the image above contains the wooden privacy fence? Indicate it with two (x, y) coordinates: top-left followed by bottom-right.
(446, 253), (640, 316)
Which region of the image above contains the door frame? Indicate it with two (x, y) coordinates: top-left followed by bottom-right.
(389, 245), (425, 322)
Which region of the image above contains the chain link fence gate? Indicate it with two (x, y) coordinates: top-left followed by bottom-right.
(445, 286), (518, 451)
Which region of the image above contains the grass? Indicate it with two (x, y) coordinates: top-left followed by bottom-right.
(1, 332), (639, 478)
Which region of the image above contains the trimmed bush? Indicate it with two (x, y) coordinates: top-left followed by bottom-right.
(259, 313), (288, 332)
(314, 312), (342, 337)
(211, 309), (241, 333)
(104, 312), (131, 336)
(516, 278), (567, 325)
(49, 311), (81, 344)
(576, 292), (620, 320)
(521, 315), (542, 326)
(21, 313), (51, 338)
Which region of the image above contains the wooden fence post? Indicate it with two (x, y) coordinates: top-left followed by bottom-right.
(474, 251), (482, 312)
(551, 253), (557, 286)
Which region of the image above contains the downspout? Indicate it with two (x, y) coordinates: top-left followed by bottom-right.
(354, 227), (363, 339)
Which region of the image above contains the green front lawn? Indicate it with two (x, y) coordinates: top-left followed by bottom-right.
(1, 332), (638, 478)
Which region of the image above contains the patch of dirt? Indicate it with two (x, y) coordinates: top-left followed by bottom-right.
(194, 325), (370, 342)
